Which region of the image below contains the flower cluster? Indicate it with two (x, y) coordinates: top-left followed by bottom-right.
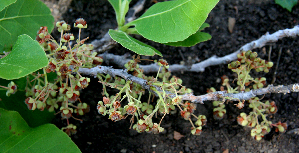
(237, 97), (287, 141)
(21, 18), (97, 135)
(212, 100), (226, 120)
(237, 98), (287, 141)
(211, 51), (285, 141)
(228, 50), (273, 91)
(95, 59), (204, 135)
(192, 115), (207, 135)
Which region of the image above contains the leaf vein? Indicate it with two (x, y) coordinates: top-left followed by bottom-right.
(0, 134), (16, 151)
(159, 15), (166, 36)
(0, 62), (29, 71)
(3, 7), (8, 18)
(190, 0), (199, 9)
(0, 24), (11, 37)
(5, 131), (31, 152)
(13, 18), (31, 34)
(134, 0), (191, 21)
(181, 7), (193, 22)
(17, 0), (25, 16)
(0, 14), (50, 22)
(22, 130), (47, 152)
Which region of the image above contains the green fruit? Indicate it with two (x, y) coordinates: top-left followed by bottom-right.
(267, 61), (274, 68)
(250, 52), (258, 60)
(255, 135), (262, 141)
(241, 119), (248, 126)
(213, 101), (220, 106)
(258, 83), (263, 88)
(245, 50), (252, 58)
(264, 69), (269, 73)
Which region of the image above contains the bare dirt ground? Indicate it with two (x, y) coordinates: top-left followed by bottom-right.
(50, 0), (299, 152)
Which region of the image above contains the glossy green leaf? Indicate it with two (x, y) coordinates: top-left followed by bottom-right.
(275, 0), (297, 12)
(0, 34), (48, 80)
(109, 29), (162, 56)
(0, 108), (81, 153)
(108, 0), (131, 26)
(164, 23), (211, 47)
(128, 0), (219, 43)
(0, 0), (16, 12)
(0, 0), (54, 51)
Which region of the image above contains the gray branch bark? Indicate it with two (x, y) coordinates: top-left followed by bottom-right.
(79, 66), (299, 104)
(97, 25), (299, 73)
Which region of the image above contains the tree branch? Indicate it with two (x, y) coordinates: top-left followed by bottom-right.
(98, 25), (299, 73)
(182, 84), (299, 103)
(78, 66), (299, 104)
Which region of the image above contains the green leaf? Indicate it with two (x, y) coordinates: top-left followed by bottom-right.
(275, 0), (298, 12)
(0, 108), (81, 153)
(164, 23), (212, 47)
(198, 23), (210, 31)
(0, 0), (54, 51)
(108, 0), (131, 26)
(109, 29), (162, 56)
(0, 34), (48, 80)
(164, 32), (211, 47)
(0, 0), (16, 12)
(128, 0), (219, 43)
(0, 78), (55, 128)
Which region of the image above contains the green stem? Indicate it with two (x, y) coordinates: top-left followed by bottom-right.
(0, 85), (9, 89)
(113, 81), (130, 102)
(155, 66), (162, 80)
(119, 22), (132, 32)
(60, 30), (63, 47)
(146, 87), (167, 120)
(43, 68), (48, 85)
(125, 28), (139, 35)
(251, 101), (267, 123)
(78, 28), (81, 42)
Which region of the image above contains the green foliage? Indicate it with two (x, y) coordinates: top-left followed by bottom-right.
(0, 0), (16, 11)
(0, 108), (81, 153)
(109, 29), (162, 56)
(127, 0), (218, 43)
(108, 0), (131, 26)
(0, 77), (55, 128)
(275, 0), (298, 12)
(108, 0), (218, 55)
(0, 0), (54, 51)
(164, 23), (211, 47)
(0, 34), (48, 80)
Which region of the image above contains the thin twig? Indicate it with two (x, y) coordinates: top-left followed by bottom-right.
(78, 66), (299, 104)
(97, 25), (299, 73)
(271, 47), (282, 84)
(268, 46), (272, 62)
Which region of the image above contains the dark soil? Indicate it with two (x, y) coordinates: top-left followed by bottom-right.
(52, 0), (299, 152)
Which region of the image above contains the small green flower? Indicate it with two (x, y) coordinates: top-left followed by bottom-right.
(191, 126), (202, 135)
(74, 18), (87, 28)
(61, 33), (74, 42)
(6, 81), (17, 97)
(77, 77), (90, 88)
(141, 102), (153, 114)
(56, 21), (70, 32)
